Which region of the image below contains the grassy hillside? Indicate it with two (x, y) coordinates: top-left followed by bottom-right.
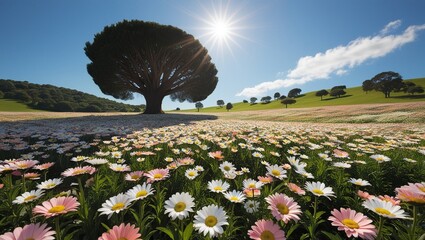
(0, 99), (45, 112)
(178, 78), (425, 112)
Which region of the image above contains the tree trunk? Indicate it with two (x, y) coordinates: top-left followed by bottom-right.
(143, 93), (164, 114)
(285, 104), (288, 108)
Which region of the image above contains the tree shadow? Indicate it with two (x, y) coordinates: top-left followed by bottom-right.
(322, 95), (353, 101)
(391, 94), (425, 99)
(294, 94), (306, 98)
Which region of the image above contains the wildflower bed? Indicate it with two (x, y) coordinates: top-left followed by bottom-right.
(0, 117), (424, 239)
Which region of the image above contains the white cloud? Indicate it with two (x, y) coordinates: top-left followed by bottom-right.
(236, 21), (425, 98)
(380, 20), (402, 35)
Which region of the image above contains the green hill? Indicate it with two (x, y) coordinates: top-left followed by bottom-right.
(0, 99), (46, 112)
(0, 79), (144, 112)
(178, 78), (425, 112)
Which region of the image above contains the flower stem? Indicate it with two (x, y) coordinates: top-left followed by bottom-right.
(376, 216), (384, 240)
(410, 205), (417, 240)
(55, 217), (62, 240)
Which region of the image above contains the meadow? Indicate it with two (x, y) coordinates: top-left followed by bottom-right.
(0, 113), (424, 239)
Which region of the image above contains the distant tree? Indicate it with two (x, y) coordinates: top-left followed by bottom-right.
(195, 102), (203, 112)
(217, 99), (225, 108)
(281, 98), (296, 108)
(84, 20), (218, 114)
(330, 85), (347, 91)
(83, 105), (103, 112)
(226, 102), (233, 111)
(54, 101), (75, 112)
(250, 97), (257, 104)
(362, 80), (374, 94)
(370, 71), (404, 98)
(243, 100), (248, 103)
(288, 88), (302, 98)
(260, 96), (272, 103)
(176, 107), (180, 111)
(0, 80), (16, 92)
(330, 88), (346, 98)
(0, 91), (3, 99)
(407, 85), (424, 95)
(14, 90), (32, 103)
(274, 92), (281, 100)
(279, 95), (287, 100)
(315, 89), (329, 100)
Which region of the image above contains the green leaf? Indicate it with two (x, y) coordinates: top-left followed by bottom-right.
(322, 231), (343, 240)
(156, 227), (175, 240)
(183, 223), (193, 240)
(286, 223), (300, 238)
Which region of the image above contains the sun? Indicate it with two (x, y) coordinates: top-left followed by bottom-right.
(192, 1), (248, 56)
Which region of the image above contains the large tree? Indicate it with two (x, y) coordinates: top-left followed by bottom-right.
(362, 80), (374, 94)
(370, 71), (404, 98)
(315, 89), (329, 100)
(288, 88), (302, 98)
(84, 20), (218, 114)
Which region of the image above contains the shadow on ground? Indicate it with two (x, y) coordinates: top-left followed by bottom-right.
(0, 113), (218, 136)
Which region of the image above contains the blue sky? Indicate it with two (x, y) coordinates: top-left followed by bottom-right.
(1, 1), (425, 110)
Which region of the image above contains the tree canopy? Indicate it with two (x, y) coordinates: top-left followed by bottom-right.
(85, 20), (218, 114)
(226, 102), (233, 111)
(370, 71), (404, 98)
(195, 102), (203, 112)
(217, 100), (225, 108)
(281, 98), (296, 108)
(288, 88), (302, 98)
(315, 89), (329, 100)
(362, 80), (374, 94)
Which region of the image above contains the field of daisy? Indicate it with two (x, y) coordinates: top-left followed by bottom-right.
(0, 114), (424, 239)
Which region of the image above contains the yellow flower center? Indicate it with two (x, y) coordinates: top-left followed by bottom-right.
(131, 175), (139, 180)
(136, 190), (148, 198)
(230, 196), (239, 201)
(248, 183), (256, 188)
(418, 185), (425, 193)
(224, 166), (231, 171)
(205, 216), (218, 227)
(73, 169), (86, 175)
(214, 186), (223, 191)
(260, 230), (275, 240)
(48, 205), (66, 213)
(271, 170), (281, 176)
(25, 238), (35, 240)
(375, 207), (394, 216)
(276, 203), (289, 215)
(342, 218), (359, 229)
(188, 172), (196, 177)
(24, 195), (37, 202)
(153, 173), (163, 179)
(46, 183), (56, 188)
(111, 202), (125, 211)
(174, 202), (186, 212)
(312, 189), (324, 195)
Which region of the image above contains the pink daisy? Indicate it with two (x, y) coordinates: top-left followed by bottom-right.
(125, 171), (144, 181)
(144, 168), (170, 183)
(265, 193), (302, 223)
(33, 162), (55, 171)
(98, 223), (141, 240)
(0, 222), (55, 240)
(61, 166), (96, 177)
(12, 160), (39, 170)
(208, 151), (224, 161)
(378, 195), (400, 206)
(248, 219), (286, 240)
(287, 183), (306, 195)
(328, 208), (377, 240)
(33, 196), (80, 218)
(396, 182), (425, 204)
(357, 190), (374, 200)
(257, 176), (273, 184)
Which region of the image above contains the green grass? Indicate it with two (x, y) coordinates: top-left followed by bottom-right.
(0, 99), (45, 112)
(178, 78), (425, 112)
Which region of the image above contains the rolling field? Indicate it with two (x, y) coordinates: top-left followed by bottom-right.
(0, 99), (45, 112)
(177, 78), (425, 112)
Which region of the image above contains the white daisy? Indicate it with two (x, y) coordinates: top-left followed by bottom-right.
(266, 164), (287, 180)
(13, 189), (44, 204)
(370, 154), (391, 163)
(185, 168), (199, 180)
(224, 190), (246, 203)
(85, 158), (109, 165)
(208, 180), (230, 193)
(244, 200), (260, 213)
(193, 205), (228, 238)
(126, 183), (155, 201)
(363, 198), (409, 219)
(219, 161), (236, 174)
(37, 178), (63, 190)
(305, 181), (335, 199)
(349, 178), (371, 187)
(98, 193), (132, 219)
(164, 192), (195, 220)
(242, 178), (263, 190)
